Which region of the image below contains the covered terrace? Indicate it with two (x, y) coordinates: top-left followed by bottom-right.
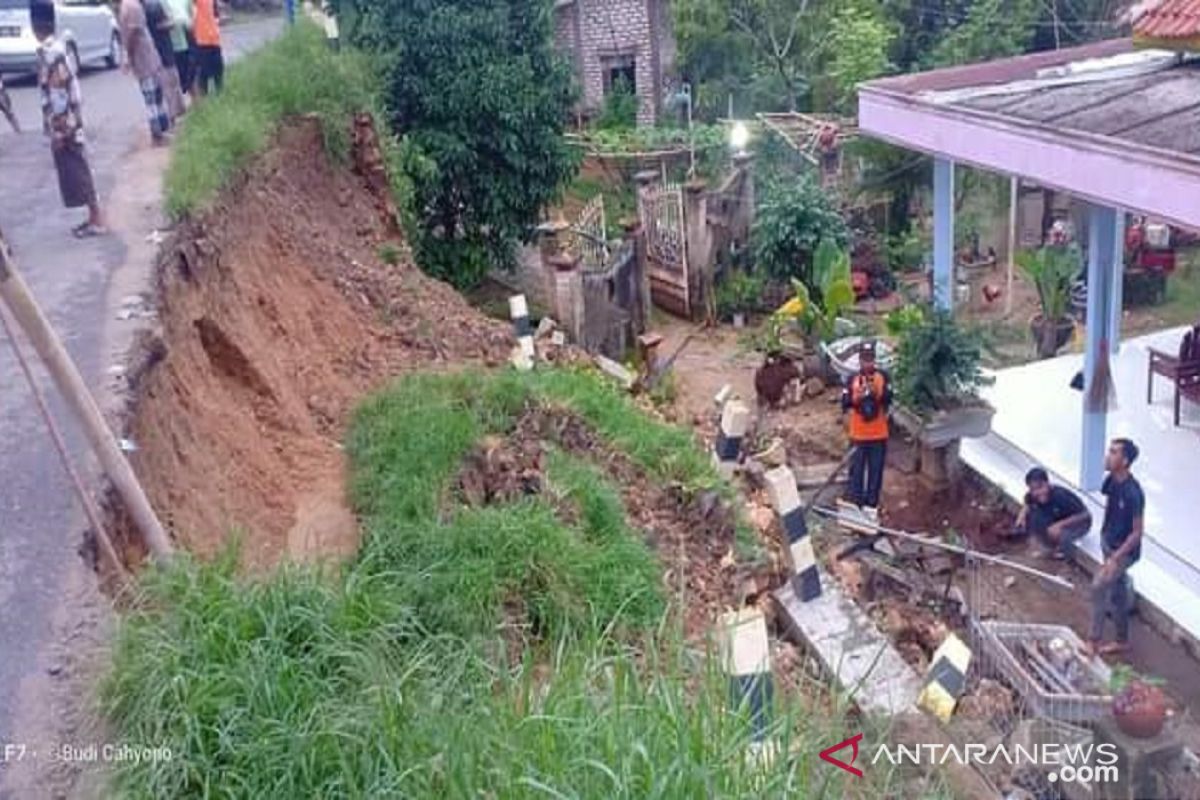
(857, 40), (1200, 641)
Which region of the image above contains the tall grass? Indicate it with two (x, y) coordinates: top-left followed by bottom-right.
(164, 23), (396, 217)
(103, 369), (914, 797)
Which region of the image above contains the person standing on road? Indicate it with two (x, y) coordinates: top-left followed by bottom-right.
(1015, 467), (1092, 559)
(841, 340), (893, 512)
(163, 0), (195, 95)
(118, 0), (170, 144)
(192, 0), (223, 96)
(0, 73), (20, 132)
(1088, 438), (1145, 657)
(31, 0), (106, 238)
(143, 0), (186, 119)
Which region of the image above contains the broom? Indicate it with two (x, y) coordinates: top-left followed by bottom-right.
(1085, 337), (1118, 414)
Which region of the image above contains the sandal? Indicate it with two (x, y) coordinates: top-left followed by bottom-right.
(72, 222), (108, 239)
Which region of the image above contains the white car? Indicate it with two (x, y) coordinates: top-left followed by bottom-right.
(0, 0), (121, 75)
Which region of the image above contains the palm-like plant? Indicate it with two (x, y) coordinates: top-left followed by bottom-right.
(1016, 245), (1080, 357)
(1016, 245), (1078, 323)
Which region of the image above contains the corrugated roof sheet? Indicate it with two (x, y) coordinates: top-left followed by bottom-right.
(1134, 0), (1200, 40)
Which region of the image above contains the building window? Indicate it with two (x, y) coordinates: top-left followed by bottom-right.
(602, 55), (637, 96)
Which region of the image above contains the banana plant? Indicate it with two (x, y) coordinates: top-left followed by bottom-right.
(789, 238), (856, 343)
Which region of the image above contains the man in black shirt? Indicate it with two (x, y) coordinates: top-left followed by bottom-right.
(1089, 438), (1145, 656)
(1015, 467), (1092, 559)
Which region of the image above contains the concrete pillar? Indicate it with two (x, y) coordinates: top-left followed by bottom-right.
(1080, 204), (1119, 491)
(712, 399), (750, 478)
(684, 179), (711, 322)
(764, 466), (822, 601)
(509, 294), (535, 371)
(1110, 211), (1126, 356)
(733, 152), (755, 244)
(623, 218), (650, 335)
(548, 254), (583, 346)
(933, 158), (955, 311)
(719, 608), (773, 744)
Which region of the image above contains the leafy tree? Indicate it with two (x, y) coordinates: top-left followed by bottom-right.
(340, 0), (580, 287)
(822, 3), (895, 112)
(930, 0), (1038, 66)
(753, 175), (848, 284)
(674, 0), (835, 114)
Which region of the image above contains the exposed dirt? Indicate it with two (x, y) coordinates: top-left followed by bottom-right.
(455, 405), (742, 639)
(116, 118), (511, 569)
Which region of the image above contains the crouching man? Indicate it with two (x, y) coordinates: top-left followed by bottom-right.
(1016, 467), (1092, 559)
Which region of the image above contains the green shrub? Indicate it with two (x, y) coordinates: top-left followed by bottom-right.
(342, 0), (580, 288)
(596, 76), (639, 130)
(894, 309), (993, 414)
(752, 174), (848, 285)
(715, 269), (766, 319)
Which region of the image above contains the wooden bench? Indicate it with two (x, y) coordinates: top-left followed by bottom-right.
(1147, 325), (1200, 426)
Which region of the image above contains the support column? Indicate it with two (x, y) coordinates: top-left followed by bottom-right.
(933, 158), (955, 311)
(1080, 204), (1118, 490)
(1109, 211), (1125, 355)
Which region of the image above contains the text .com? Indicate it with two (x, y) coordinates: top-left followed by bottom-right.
(821, 734), (1120, 785)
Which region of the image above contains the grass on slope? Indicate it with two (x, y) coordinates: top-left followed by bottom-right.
(164, 23), (401, 217)
(103, 368), (920, 798)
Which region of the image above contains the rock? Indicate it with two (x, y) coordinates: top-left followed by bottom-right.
(742, 458), (767, 490)
(804, 376), (825, 398)
(748, 503), (776, 534)
(752, 438), (787, 467)
(535, 317), (557, 338)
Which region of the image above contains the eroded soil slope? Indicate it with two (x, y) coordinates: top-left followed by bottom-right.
(121, 119), (510, 568)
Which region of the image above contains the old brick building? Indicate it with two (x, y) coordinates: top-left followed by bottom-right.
(553, 0), (677, 126)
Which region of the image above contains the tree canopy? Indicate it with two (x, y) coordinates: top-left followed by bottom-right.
(341, 0), (579, 287)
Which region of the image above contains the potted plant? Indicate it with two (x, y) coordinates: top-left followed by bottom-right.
(1017, 245), (1079, 359)
(1110, 666), (1169, 739)
(716, 269), (765, 328)
(893, 310), (995, 449)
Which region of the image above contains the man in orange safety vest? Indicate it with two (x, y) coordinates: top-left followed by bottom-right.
(841, 340), (893, 511)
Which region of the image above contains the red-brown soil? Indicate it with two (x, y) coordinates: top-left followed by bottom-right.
(116, 119), (511, 569)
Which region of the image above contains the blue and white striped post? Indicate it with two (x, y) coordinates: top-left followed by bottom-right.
(712, 399), (749, 478)
(721, 608), (773, 744)
(765, 465), (822, 601)
(917, 633), (972, 722)
(509, 294), (535, 372)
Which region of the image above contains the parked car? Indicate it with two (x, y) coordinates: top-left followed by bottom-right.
(0, 0), (121, 76)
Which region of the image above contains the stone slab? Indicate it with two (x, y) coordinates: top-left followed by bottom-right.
(774, 579), (923, 717)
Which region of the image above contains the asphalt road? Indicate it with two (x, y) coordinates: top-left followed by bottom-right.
(0, 16), (280, 757)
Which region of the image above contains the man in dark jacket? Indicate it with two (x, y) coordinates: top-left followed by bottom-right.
(1015, 467), (1092, 559)
(1089, 438), (1145, 656)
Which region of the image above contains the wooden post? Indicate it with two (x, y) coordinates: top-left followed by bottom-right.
(0, 233), (173, 561)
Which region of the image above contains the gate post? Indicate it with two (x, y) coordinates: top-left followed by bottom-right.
(548, 253), (584, 345)
(635, 170), (659, 222)
(685, 179), (712, 322)
(623, 218), (650, 336)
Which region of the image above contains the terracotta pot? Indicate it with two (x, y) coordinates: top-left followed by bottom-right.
(1030, 314), (1074, 359)
(1113, 682), (1168, 739)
